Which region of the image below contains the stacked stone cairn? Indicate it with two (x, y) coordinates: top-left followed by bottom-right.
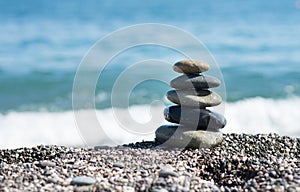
(155, 60), (226, 148)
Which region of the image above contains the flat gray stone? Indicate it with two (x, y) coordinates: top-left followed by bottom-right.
(36, 160), (56, 168)
(173, 60), (209, 74)
(166, 89), (222, 107)
(155, 125), (223, 149)
(151, 189), (169, 192)
(170, 74), (220, 89)
(71, 176), (96, 186)
(164, 105), (226, 130)
(183, 130), (223, 148)
(113, 162), (125, 168)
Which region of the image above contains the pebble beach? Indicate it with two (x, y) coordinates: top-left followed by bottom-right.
(0, 133), (299, 192)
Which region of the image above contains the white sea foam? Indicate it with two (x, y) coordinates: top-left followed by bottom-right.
(224, 96), (300, 137)
(0, 106), (165, 149)
(0, 97), (299, 149)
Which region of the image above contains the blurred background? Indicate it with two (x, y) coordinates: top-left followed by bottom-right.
(0, 0), (299, 148)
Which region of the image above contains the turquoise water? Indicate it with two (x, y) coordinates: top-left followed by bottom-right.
(0, 0), (300, 148)
(1, 0), (299, 112)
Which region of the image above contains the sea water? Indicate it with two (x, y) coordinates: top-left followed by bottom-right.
(0, 0), (300, 148)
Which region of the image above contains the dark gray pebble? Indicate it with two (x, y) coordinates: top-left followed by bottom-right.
(164, 105), (226, 130)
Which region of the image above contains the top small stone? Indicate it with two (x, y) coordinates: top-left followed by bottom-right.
(173, 60), (209, 74)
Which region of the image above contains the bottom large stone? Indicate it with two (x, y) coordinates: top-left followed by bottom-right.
(155, 125), (223, 149)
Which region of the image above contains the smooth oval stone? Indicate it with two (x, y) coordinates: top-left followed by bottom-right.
(36, 160), (56, 168)
(71, 176), (96, 186)
(164, 105), (226, 130)
(173, 60), (209, 74)
(155, 125), (223, 149)
(170, 74), (220, 89)
(166, 89), (222, 107)
(155, 125), (179, 142)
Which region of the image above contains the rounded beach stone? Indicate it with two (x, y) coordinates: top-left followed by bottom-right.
(170, 74), (220, 89)
(71, 176), (96, 186)
(36, 160), (56, 168)
(155, 125), (223, 148)
(173, 60), (209, 74)
(164, 105), (226, 130)
(166, 89), (222, 107)
(155, 125), (178, 142)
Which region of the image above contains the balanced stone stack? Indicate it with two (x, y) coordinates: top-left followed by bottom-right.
(155, 60), (226, 148)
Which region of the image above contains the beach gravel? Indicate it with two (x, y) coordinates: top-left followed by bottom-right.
(0, 133), (299, 191)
